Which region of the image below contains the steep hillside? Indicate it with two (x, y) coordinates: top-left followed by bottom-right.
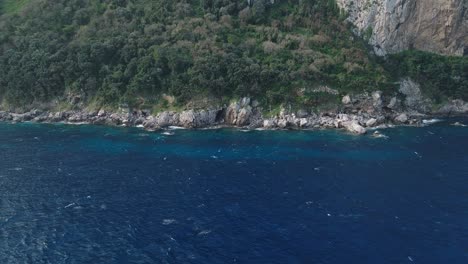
(0, 0), (466, 113)
(337, 0), (468, 56)
(0, 0), (31, 14)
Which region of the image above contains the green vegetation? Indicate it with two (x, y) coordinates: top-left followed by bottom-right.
(0, 0), (466, 111)
(0, 0), (30, 14)
(387, 50), (468, 103)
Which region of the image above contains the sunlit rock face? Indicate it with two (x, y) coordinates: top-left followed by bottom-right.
(337, 0), (467, 56)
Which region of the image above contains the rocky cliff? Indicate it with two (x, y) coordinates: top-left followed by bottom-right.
(2, 87), (467, 135)
(337, 0), (467, 56)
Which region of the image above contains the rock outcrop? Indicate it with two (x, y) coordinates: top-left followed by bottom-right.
(398, 78), (432, 112)
(225, 98), (255, 126)
(1, 91), (466, 134)
(337, 0), (468, 56)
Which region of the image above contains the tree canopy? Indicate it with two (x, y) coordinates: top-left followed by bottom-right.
(0, 0), (465, 111)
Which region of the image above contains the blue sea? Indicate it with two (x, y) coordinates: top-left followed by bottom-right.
(0, 119), (467, 264)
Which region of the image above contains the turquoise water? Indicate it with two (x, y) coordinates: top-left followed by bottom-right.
(0, 120), (467, 263)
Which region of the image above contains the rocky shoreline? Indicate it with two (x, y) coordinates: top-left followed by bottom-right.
(1, 90), (467, 135)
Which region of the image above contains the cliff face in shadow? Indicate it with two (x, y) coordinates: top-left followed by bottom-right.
(337, 0), (467, 56)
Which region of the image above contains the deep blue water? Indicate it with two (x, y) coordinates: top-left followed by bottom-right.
(0, 119), (467, 264)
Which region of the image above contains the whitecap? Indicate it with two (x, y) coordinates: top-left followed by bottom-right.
(136, 124), (144, 128)
(199, 126), (222, 130)
(65, 122), (89, 125)
(162, 219), (177, 225)
(64, 203), (75, 209)
(452, 122), (466, 127)
(8, 167), (23, 171)
(422, 119), (442, 125)
(371, 131), (389, 139)
(373, 134), (389, 139)
(168, 126), (185, 130)
(338, 214), (364, 218)
(197, 230), (211, 236)
(162, 131), (175, 136)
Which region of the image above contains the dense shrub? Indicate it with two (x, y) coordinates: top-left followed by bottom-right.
(0, 0), (465, 110)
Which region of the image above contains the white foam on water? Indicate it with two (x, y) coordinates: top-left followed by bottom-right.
(338, 214), (364, 218)
(197, 230), (211, 236)
(452, 122), (467, 127)
(199, 126), (222, 130)
(422, 119), (442, 125)
(168, 126), (185, 130)
(136, 124), (144, 128)
(162, 219), (177, 225)
(371, 131), (389, 139)
(64, 203), (75, 209)
(162, 131), (175, 136)
(65, 122), (89, 125)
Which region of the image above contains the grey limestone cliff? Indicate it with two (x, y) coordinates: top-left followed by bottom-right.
(336, 0), (467, 56)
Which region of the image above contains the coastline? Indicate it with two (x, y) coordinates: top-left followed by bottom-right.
(1, 92), (467, 135)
